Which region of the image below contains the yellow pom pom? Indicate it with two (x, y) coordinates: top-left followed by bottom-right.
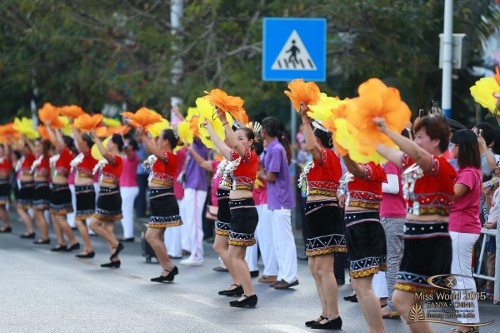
(470, 77), (499, 113)
(308, 93), (344, 121)
(103, 117), (122, 128)
(147, 118), (171, 138)
(177, 121), (193, 144)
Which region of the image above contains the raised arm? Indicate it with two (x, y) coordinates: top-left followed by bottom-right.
(342, 154), (367, 179)
(90, 130), (115, 164)
(23, 136), (36, 154)
(136, 128), (166, 161)
(376, 145), (404, 168)
(203, 119), (232, 160)
(46, 124), (64, 151)
(72, 128), (84, 152)
(217, 108), (246, 159)
(299, 102), (323, 161)
(187, 143), (214, 172)
(373, 117), (433, 172)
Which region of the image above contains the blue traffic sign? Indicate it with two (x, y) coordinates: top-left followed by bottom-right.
(263, 18), (327, 82)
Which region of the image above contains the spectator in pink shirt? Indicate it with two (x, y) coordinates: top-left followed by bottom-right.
(120, 137), (140, 242)
(449, 129), (482, 333)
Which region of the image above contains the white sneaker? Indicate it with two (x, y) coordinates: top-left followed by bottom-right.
(179, 258), (204, 266)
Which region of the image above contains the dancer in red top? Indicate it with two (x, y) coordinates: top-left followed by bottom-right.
(342, 154), (387, 333)
(17, 140), (36, 238)
(72, 128), (98, 258)
(30, 138), (52, 245)
(138, 128), (182, 282)
(46, 125), (80, 252)
(0, 142), (12, 233)
(299, 103), (345, 330)
(204, 108), (259, 308)
(374, 114), (456, 333)
(89, 133), (125, 268)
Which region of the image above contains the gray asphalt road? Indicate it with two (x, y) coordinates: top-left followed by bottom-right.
(0, 221), (498, 333)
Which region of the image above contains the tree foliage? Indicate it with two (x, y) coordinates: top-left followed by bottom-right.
(0, 0), (499, 126)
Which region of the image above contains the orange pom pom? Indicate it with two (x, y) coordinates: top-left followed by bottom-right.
(73, 114), (104, 132)
(204, 89), (247, 123)
(284, 79), (321, 111)
(122, 107), (163, 128)
(60, 105), (85, 118)
(95, 126), (108, 138)
(107, 125), (131, 136)
(38, 103), (59, 124)
(37, 125), (51, 141)
(0, 123), (20, 143)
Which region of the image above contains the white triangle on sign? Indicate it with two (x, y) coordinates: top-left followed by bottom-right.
(271, 30), (317, 71)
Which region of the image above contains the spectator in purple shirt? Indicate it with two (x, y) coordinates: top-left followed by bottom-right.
(257, 117), (299, 289)
(180, 137), (209, 266)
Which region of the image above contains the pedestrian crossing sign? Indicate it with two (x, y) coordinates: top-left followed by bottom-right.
(263, 18), (326, 82)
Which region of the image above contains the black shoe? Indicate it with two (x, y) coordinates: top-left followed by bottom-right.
(50, 244), (67, 252)
(219, 284), (244, 296)
(20, 232), (36, 239)
(310, 316), (342, 330)
(64, 243), (81, 252)
(336, 279), (345, 286)
(250, 270), (259, 278)
(120, 237), (135, 243)
(343, 294), (358, 302)
(0, 226), (12, 233)
(229, 294), (257, 308)
(101, 260), (121, 268)
(305, 316), (326, 327)
(110, 242), (124, 260)
(297, 253), (308, 261)
(75, 251), (95, 259)
(34, 238), (51, 245)
(151, 266), (179, 283)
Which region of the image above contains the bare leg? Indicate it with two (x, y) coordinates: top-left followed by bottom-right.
(316, 254), (339, 320)
(352, 276), (386, 333)
(393, 290), (433, 333)
(228, 245), (255, 298)
(76, 219), (93, 253)
(34, 208), (49, 241)
(309, 257), (328, 318)
(145, 228), (175, 273)
(57, 214), (77, 244)
(213, 234), (238, 285)
(51, 214), (66, 246)
(90, 218), (119, 254)
(17, 207), (34, 235)
(0, 206), (10, 229)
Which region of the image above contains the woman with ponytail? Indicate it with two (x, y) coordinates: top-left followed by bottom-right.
(89, 133), (125, 268)
(137, 128), (182, 282)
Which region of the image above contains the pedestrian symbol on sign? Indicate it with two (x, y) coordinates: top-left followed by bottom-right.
(271, 30), (317, 71)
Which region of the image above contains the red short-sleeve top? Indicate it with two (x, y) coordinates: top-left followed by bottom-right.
(306, 148), (342, 197)
(0, 157), (12, 179)
(54, 147), (75, 177)
(149, 152), (178, 187)
(347, 162), (387, 210)
(34, 155), (51, 178)
(99, 155), (123, 185)
(401, 154), (456, 216)
(20, 152), (35, 175)
(231, 149), (259, 191)
(75, 151), (98, 179)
